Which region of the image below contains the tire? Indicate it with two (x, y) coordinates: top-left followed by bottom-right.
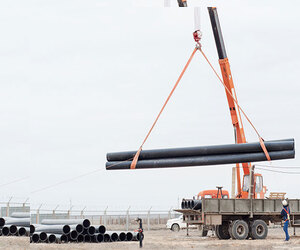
(231, 220), (249, 240)
(171, 223), (180, 232)
(216, 222), (231, 240)
(250, 220), (268, 240)
(202, 229), (208, 237)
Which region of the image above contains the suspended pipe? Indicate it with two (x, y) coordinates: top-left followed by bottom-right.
(106, 150), (295, 170)
(107, 139), (294, 161)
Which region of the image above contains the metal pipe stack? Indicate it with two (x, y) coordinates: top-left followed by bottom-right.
(106, 139), (295, 170)
(0, 213), (30, 237)
(30, 218), (142, 244)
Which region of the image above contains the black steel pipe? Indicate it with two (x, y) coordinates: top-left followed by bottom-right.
(60, 234), (68, 243)
(0, 217), (30, 227)
(106, 150), (295, 170)
(34, 224), (71, 234)
(126, 232), (133, 241)
(88, 226), (95, 235)
(48, 234), (56, 243)
(18, 227), (27, 236)
(39, 232), (48, 242)
(103, 233), (111, 242)
(107, 139), (294, 162)
(9, 225), (17, 235)
(133, 231), (143, 241)
(77, 234), (84, 242)
(118, 232), (126, 241)
(191, 200), (202, 210)
(30, 224), (35, 234)
(32, 233), (40, 243)
(41, 219), (90, 228)
(84, 234), (91, 242)
(70, 230), (78, 240)
(2, 226), (9, 236)
(98, 225), (106, 234)
(96, 233), (104, 243)
(105, 231), (119, 242)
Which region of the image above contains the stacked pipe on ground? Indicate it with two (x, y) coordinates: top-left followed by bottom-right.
(106, 139), (295, 170)
(30, 218), (143, 244)
(0, 212), (30, 237)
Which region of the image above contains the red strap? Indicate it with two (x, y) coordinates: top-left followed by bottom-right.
(199, 48), (271, 162)
(130, 47), (198, 169)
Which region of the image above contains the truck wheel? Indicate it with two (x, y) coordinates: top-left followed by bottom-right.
(216, 223), (230, 240)
(231, 220), (249, 240)
(171, 223), (180, 232)
(250, 220), (268, 239)
(202, 229), (208, 237)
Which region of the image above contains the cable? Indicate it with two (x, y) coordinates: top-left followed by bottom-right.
(130, 47), (198, 169)
(0, 177), (29, 188)
(31, 158), (133, 194)
(256, 167), (300, 175)
(255, 164), (300, 169)
(198, 48), (271, 162)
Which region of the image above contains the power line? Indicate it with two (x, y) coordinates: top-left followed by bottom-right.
(256, 167), (300, 174)
(0, 177), (29, 188)
(255, 164), (300, 169)
(31, 158), (133, 194)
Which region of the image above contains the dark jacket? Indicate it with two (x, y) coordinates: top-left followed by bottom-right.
(281, 205), (290, 221)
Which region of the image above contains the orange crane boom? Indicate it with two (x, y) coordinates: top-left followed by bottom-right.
(208, 7), (265, 198)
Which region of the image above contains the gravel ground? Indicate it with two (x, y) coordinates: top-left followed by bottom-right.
(1, 227), (300, 249)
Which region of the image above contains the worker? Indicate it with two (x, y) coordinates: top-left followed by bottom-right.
(281, 199), (290, 241)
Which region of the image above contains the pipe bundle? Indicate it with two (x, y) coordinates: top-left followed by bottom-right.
(106, 139), (295, 170)
(181, 199), (202, 210)
(0, 213), (30, 237)
(30, 218), (142, 244)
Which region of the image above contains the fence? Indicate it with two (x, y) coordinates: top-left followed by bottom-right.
(0, 201), (30, 217)
(30, 207), (181, 231)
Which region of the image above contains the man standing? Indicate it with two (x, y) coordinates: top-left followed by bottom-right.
(281, 199), (290, 241)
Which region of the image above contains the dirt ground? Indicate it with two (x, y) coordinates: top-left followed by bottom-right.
(1, 227), (300, 249)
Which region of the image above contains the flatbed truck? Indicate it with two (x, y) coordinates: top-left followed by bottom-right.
(175, 198), (300, 239)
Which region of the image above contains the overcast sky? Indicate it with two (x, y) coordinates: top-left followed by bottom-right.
(0, 0), (299, 210)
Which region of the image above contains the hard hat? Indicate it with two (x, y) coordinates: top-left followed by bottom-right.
(282, 200), (288, 206)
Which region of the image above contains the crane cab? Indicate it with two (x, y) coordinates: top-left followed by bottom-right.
(242, 173), (267, 199)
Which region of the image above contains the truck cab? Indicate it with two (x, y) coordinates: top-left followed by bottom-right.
(197, 189), (229, 199)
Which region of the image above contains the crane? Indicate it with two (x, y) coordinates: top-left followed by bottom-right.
(207, 7), (266, 199)
(177, 0), (187, 7)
